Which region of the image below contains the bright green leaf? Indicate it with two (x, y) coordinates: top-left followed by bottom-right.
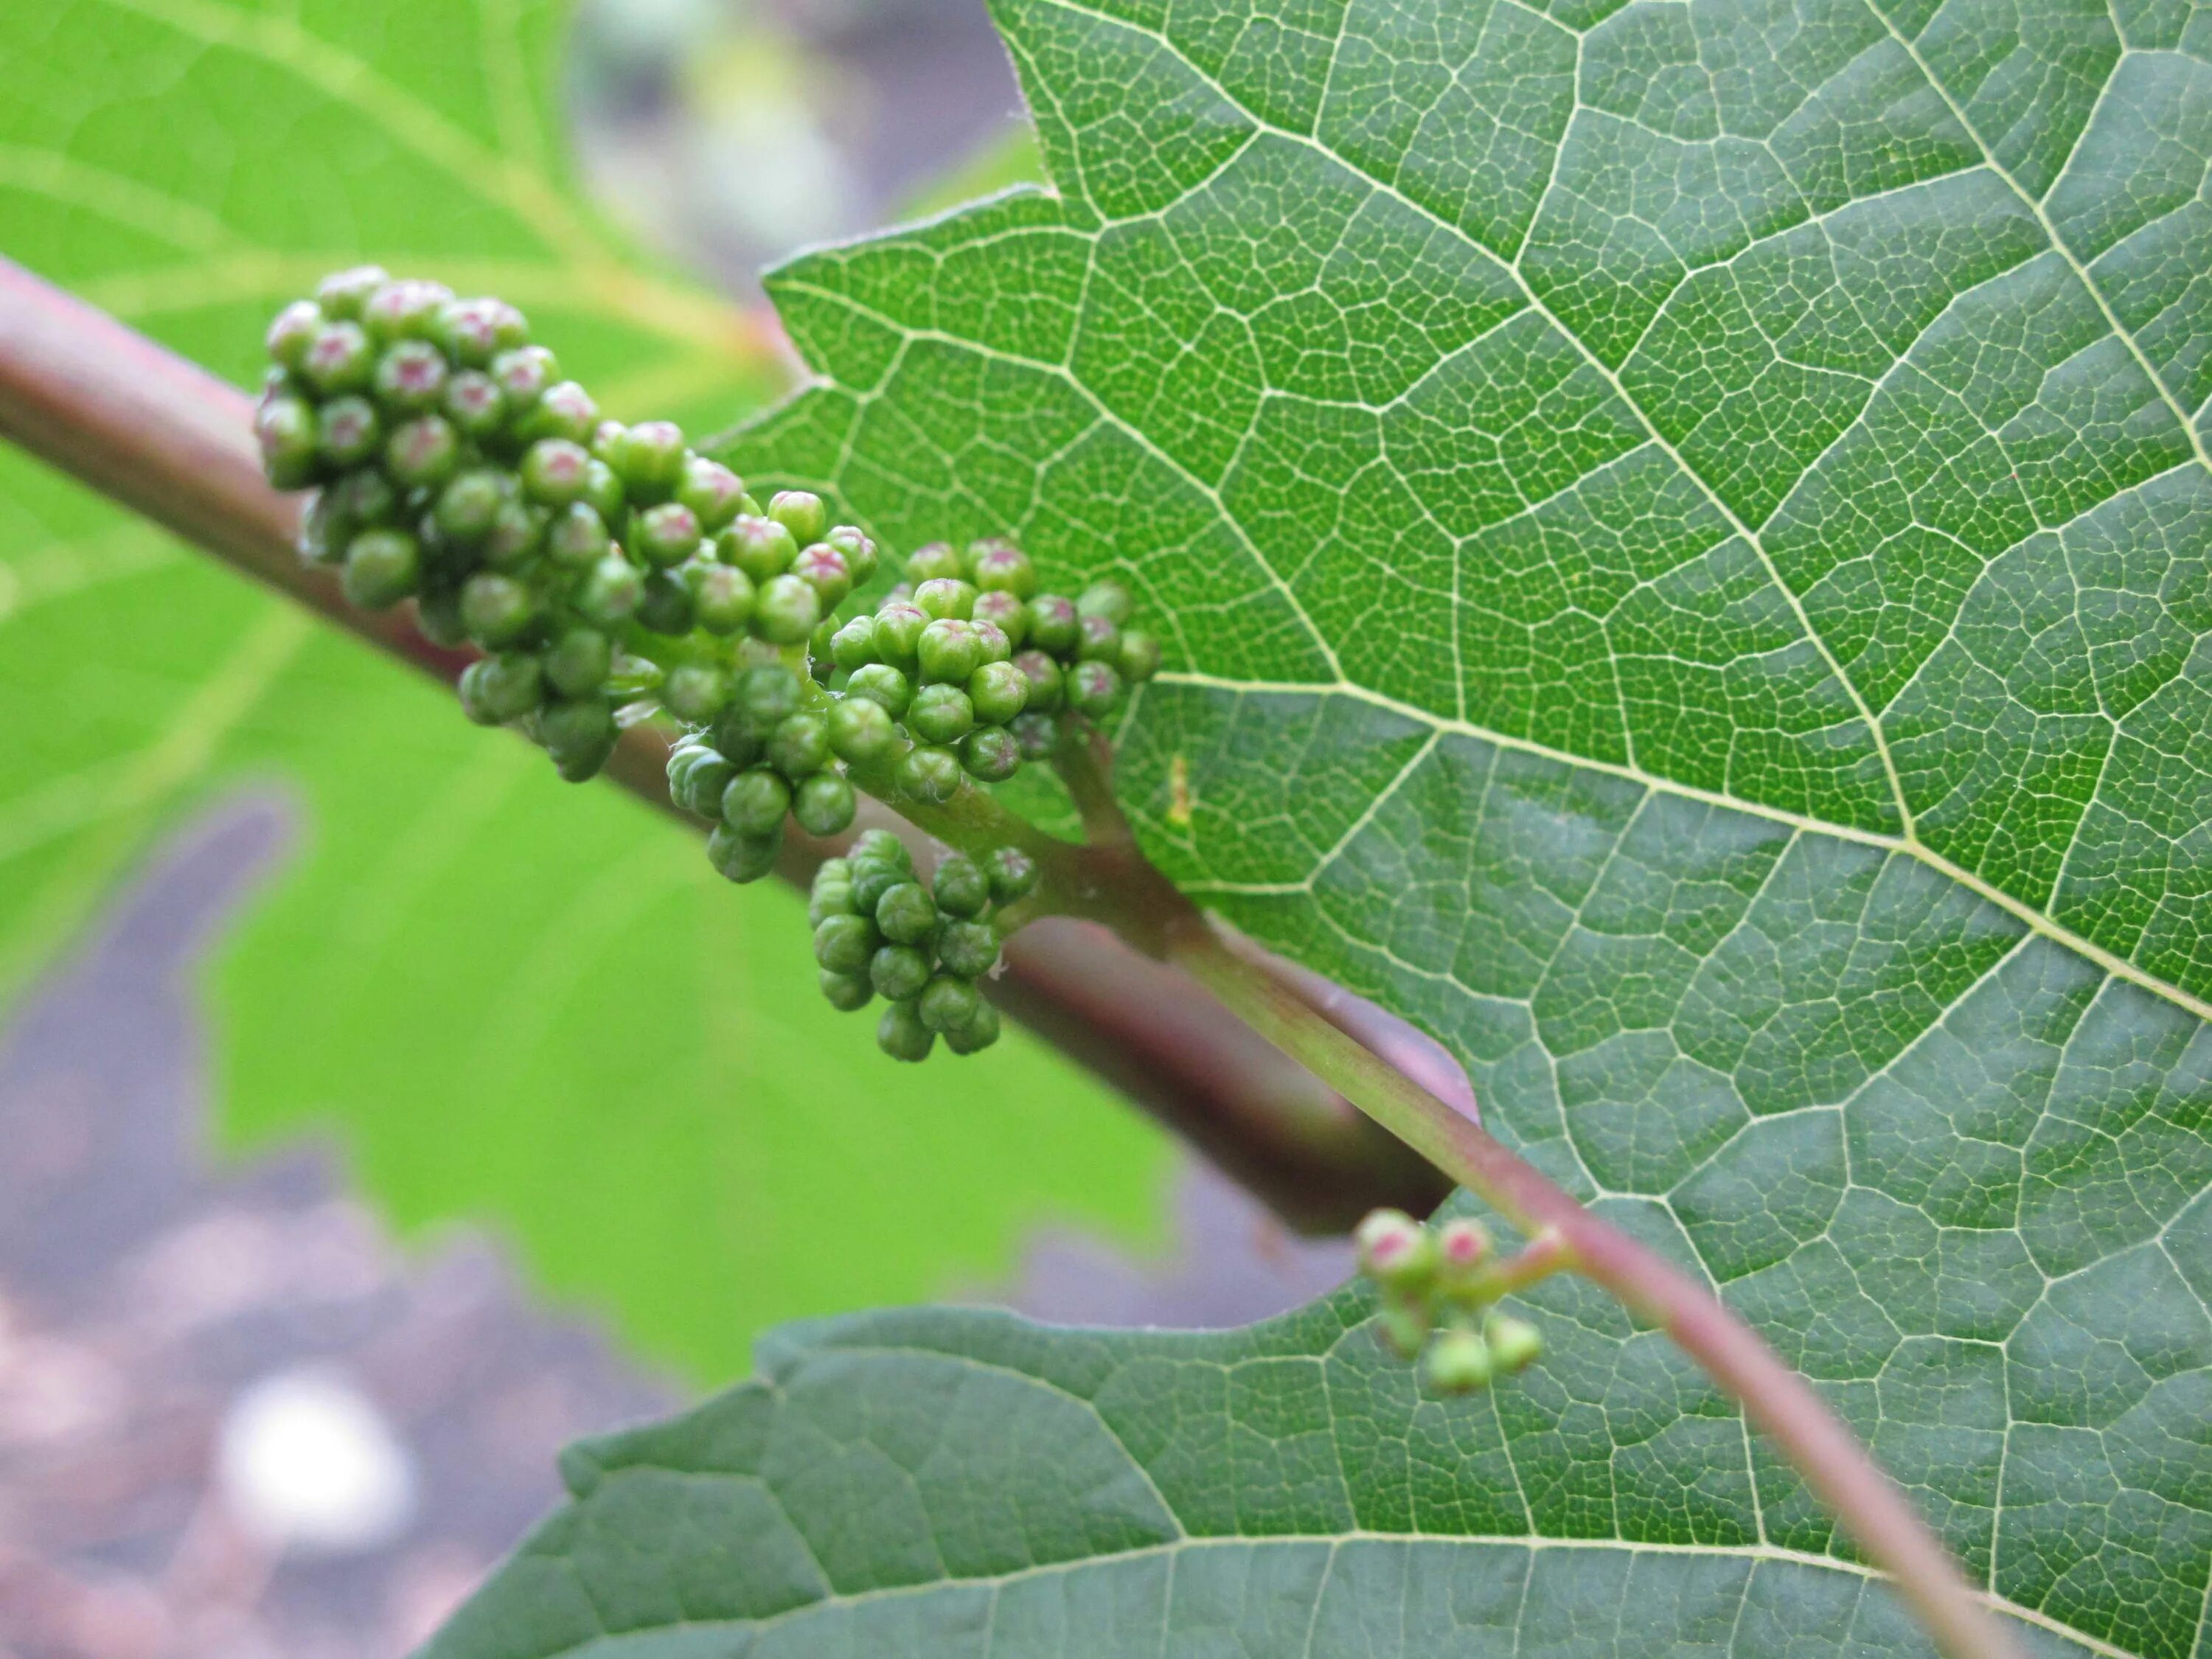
(0, 0), (1168, 1382)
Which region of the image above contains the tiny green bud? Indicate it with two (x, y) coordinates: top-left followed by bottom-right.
(462, 571), (538, 647)
(908, 683), (975, 745)
(917, 973), (983, 1034)
(315, 265), (389, 321)
(874, 880), (939, 945)
(959, 726), (1022, 782)
(611, 420), (688, 502)
(490, 345), (559, 408)
(933, 855), (989, 918)
(434, 469), (508, 546)
(793, 771), (857, 837)
(870, 602), (929, 675)
(986, 846), (1038, 904)
(1012, 650), (1065, 713)
(1078, 580), (1134, 625)
(541, 695), (619, 783)
(1118, 628), (1163, 683)
(635, 569), (696, 636)
(754, 573), (822, 644)
(897, 744), (964, 804)
(544, 626), (613, 700)
(1067, 660), (1124, 720)
(519, 438), (591, 507)
(442, 369), (507, 442)
(723, 767), (793, 836)
(967, 660), (1029, 726)
(914, 577), (977, 622)
(731, 665), (804, 733)
(461, 651), (543, 724)
(1484, 1313), (1543, 1374)
(302, 321), (375, 395)
(972, 589), (1029, 647)
(481, 499), (548, 570)
(708, 823), (782, 883)
(314, 395), (383, 470)
(327, 467), (398, 532)
(372, 339), (448, 414)
(943, 998), (1002, 1056)
(768, 712), (831, 780)
(255, 395), (320, 488)
(431, 296), (512, 366)
(677, 456), (748, 531)
(416, 586), (467, 647)
(824, 525), (878, 586)
(662, 663), (731, 723)
(850, 827), (910, 867)
(936, 918), (1000, 978)
(790, 544), (852, 609)
(768, 490), (827, 545)
(850, 860), (908, 916)
(1026, 594), (1080, 656)
(361, 277), (453, 344)
(1354, 1209), (1436, 1293)
(1422, 1327), (1495, 1396)
(808, 863), (858, 924)
(341, 526), (420, 609)
(719, 515), (799, 583)
(917, 619), (983, 685)
(970, 540), (1037, 598)
(582, 457), (627, 523)
(818, 968), (874, 1012)
(870, 943), (932, 1002)
(384, 414), (461, 490)
(813, 912), (880, 975)
(1434, 1218), (1493, 1293)
(574, 554), (644, 629)
(1375, 1303), (1430, 1361)
(546, 501), (611, 570)
(633, 500), (703, 568)
(971, 619), (1014, 666)
(830, 616), (878, 672)
(1011, 711), (1060, 762)
(904, 541), (966, 585)
(266, 299), (324, 370)
(515, 380), (599, 445)
(673, 747), (739, 818)
(827, 695), (897, 765)
(1077, 613), (1122, 663)
(877, 999), (936, 1062)
(686, 561), (757, 635)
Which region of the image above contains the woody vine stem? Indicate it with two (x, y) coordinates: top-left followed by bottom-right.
(0, 257), (2014, 1659)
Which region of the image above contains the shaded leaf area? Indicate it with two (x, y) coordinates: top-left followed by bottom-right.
(712, 0), (2212, 1650)
(0, 0), (1167, 1380)
(428, 1292), (2103, 1658)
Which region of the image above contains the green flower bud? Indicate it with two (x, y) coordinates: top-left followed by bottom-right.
(315, 265), (389, 321)
(302, 321), (375, 396)
(513, 438), (585, 507)
(546, 501), (611, 570)
(971, 620), (1014, 667)
(914, 577), (976, 622)
(1422, 1327), (1494, 1396)
(1077, 613), (1121, 664)
(808, 863), (857, 924)
(877, 999), (936, 1062)
(870, 943), (932, 1002)
(266, 300), (324, 370)
(460, 651), (543, 724)
(874, 880), (939, 945)
(384, 414), (461, 490)
(635, 569), (696, 636)
(541, 695), (618, 783)
(827, 695), (897, 766)
(768, 712), (831, 779)
(674, 747), (739, 818)
(793, 771), (857, 837)
(611, 420), (687, 503)
(1118, 629), (1162, 683)
(582, 457), (627, 523)
(728, 665), (802, 734)
(825, 525), (878, 587)
(970, 540), (1037, 599)
(1010, 650), (1065, 714)
(662, 663), (731, 724)
(718, 515), (799, 584)
(971, 589), (1029, 648)
(297, 491), (344, 566)
(372, 340), (447, 414)
(850, 827), (909, 868)
(1011, 711), (1060, 762)
(490, 345), (559, 408)
(933, 855), (990, 918)
(813, 912), (880, 975)
(462, 571), (538, 646)
(545, 626), (613, 700)
(723, 767), (792, 836)
(936, 917), (1001, 978)
(312, 396), (380, 470)
(905, 541), (967, 585)
(986, 846), (1038, 904)
(818, 968), (874, 1012)
(850, 860), (908, 917)
(917, 619), (983, 685)
(870, 601), (928, 675)
(959, 726), (1022, 783)
(967, 660), (1029, 726)
(791, 544), (852, 609)
(1026, 594), (1080, 656)
(675, 456), (746, 531)
(442, 369), (507, 442)
(633, 500), (703, 568)
(341, 527), (420, 609)
(1354, 1209), (1435, 1293)
(515, 380), (599, 445)
(481, 499), (547, 571)
(416, 586), (467, 647)
(830, 616), (878, 672)
(431, 296), (513, 367)
(1078, 580), (1134, 625)
(1067, 660), (1124, 720)
(327, 467), (399, 532)
(1375, 1302), (1430, 1361)
(434, 469), (507, 546)
(917, 973), (983, 1034)
(708, 823), (782, 883)
(810, 619), (838, 680)
(1434, 1219), (1493, 1295)
(686, 560), (757, 635)
(1484, 1312), (1543, 1375)
(754, 573), (822, 644)
(943, 998), (1002, 1056)
(898, 744), (963, 804)
(255, 394), (320, 488)
(908, 683), (975, 745)
(361, 277), (453, 344)
(768, 490), (827, 545)
(574, 554), (644, 629)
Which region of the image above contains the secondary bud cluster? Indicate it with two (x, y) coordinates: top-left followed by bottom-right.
(806, 832), (1037, 1060)
(1354, 1209), (1544, 1395)
(255, 272), (1166, 1061)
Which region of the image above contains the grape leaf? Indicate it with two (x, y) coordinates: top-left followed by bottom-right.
(708, 0), (2212, 1649)
(0, 0), (1167, 1382)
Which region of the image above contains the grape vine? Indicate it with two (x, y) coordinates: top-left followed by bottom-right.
(254, 267), (1158, 1062)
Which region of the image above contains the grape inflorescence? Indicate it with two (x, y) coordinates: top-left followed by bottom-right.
(255, 268), (1159, 1061)
(1354, 1210), (1544, 1395)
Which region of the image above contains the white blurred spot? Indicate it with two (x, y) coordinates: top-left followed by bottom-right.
(216, 1369), (416, 1557)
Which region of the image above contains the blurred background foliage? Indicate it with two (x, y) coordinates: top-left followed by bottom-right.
(0, 0), (1166, 1387)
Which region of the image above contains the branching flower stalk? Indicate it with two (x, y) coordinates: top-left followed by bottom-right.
(0, 258), (2020, 1659)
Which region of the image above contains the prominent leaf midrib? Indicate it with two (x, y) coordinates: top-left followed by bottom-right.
(1146, 669), (2212, 1029)
(527, 1492), (2112, 1658)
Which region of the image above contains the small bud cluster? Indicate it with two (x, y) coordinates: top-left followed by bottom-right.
(805, 831), (1037, 1060)
(818, 540), (1159, 796)
(1354, 1209), (1544, 1395)
(256, 273), (1164, 1061)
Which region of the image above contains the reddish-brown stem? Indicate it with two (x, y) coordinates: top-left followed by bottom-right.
(0, 254), (1441, 1235)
